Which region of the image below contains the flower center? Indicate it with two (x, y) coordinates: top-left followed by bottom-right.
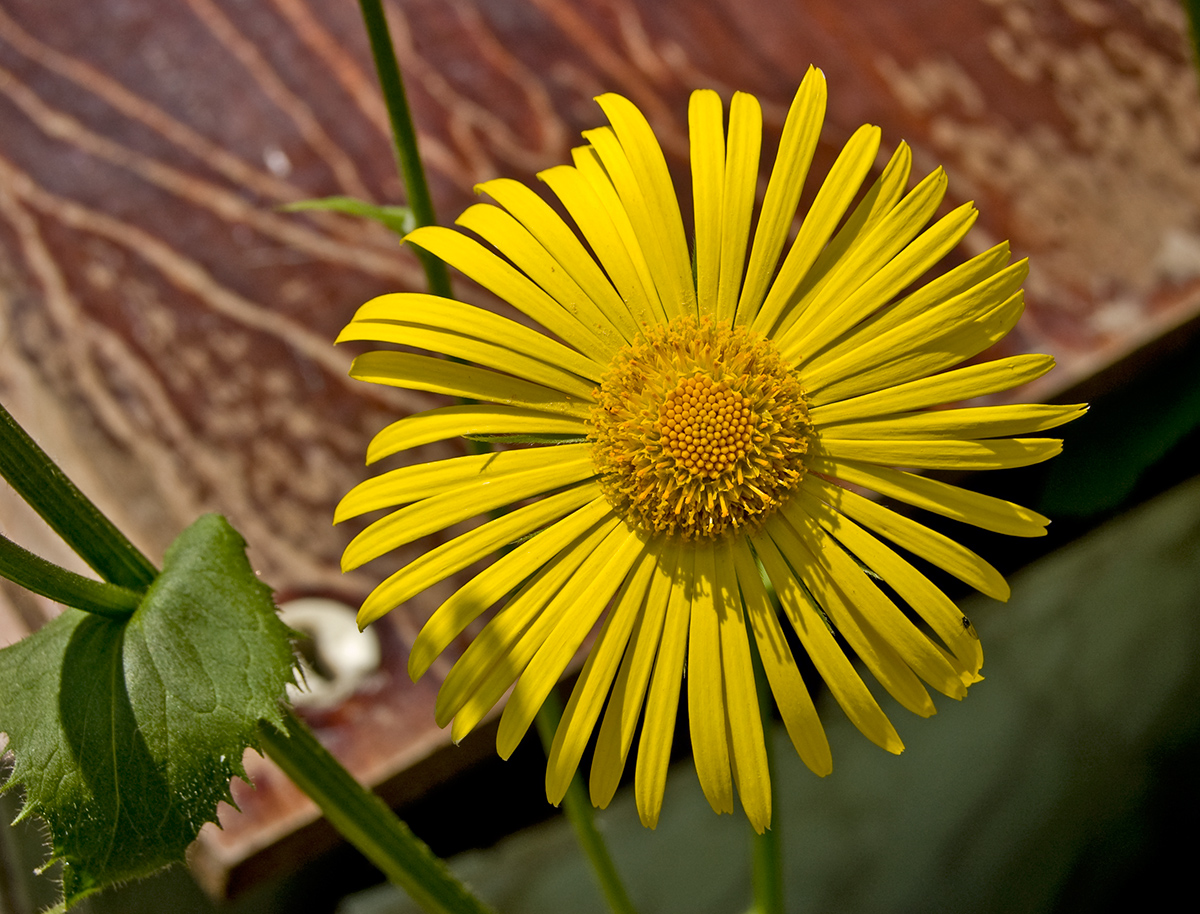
(588, 316), (811, 539)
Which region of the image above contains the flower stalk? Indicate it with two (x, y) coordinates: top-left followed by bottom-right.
(535, 693), (640, 914)
(258, 707), (496, 914)
(0, 533), (141, 619)
(353, 7), (637, 910)
(749, 637), (784, 914)
(356, 0), (453, 299)
(0, 402), (157, 590)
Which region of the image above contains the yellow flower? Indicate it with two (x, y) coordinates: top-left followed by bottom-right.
(336, 67), (1084, 833)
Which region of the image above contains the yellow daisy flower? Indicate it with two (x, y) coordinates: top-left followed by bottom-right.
(336, 67), (1084, 833)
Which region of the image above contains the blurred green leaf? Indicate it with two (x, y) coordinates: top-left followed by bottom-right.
(0, 514), (296, 909)
(282, 196), (416, 236)
(1040, 349), (1200, 517)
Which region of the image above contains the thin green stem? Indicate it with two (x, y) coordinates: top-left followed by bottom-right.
(357, 0), (453, 299)
(0, 534), (141, 619)
(749, 634), (783, 914)
(259, 708), (495, 914)
(535, 691), (639, 914)
(0, 402), (157, 590)
(1186, 1), (1200, 76)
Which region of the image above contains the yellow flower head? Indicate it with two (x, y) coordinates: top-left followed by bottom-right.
(336, 67), (1084, 833)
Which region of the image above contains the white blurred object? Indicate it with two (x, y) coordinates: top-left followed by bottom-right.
(278, 597), (381, 709)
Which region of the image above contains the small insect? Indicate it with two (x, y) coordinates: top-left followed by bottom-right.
(961, 615), (979, 639)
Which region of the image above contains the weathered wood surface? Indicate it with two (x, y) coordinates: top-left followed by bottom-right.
(2, 0), (1198, 895)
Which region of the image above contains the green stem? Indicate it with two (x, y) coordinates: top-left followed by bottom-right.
(259, 708), (495, 914)
(0, 402), (157, 590)
(0, 534), (141, 618)
(535, 692), (639, 914)
(357, 0), (453, 299)
(1186, 1), (1200, 77)
(749, 636), (783, 914)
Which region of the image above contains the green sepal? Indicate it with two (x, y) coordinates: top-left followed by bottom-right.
(281, 196), (416, 236)
(0, 514), (297, 908)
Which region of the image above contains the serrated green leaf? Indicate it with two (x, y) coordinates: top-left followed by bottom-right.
(0, 514), (297, 908)
(281, 196), (416, 236)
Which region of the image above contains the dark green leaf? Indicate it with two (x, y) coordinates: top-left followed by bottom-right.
(1040, 350), (1200, 517)
(0, 514), (297, 908)
(0, 402), (157, 590)
(281, 196), (416, 236)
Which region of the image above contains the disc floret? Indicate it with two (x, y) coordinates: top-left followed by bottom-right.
(589, 317), (811, 539)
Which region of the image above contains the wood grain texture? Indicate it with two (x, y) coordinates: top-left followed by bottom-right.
(1, 0), (1198, 895)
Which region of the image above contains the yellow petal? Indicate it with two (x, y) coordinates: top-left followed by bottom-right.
(809, 455), (1048, 538)
(807, 283), (1026, 406)
(717, 92), (763, 322)
(795, 491), (983, 678)
(737, 67), (827, 323)
(344, 320), (596, 398)
(571, 147), (668, 323)
(437, 517), (619, 732)
(539, 163), (662, 327)
(456, 203), (630, 347)
(732, 538), (831, 776)
(782, 198), (976, 362)
(497, 524), (645, 759)
(813, 435), (1063, 470)
(767, 514), (938, 717)
(818, 402), (1087, 440)
(808, 242), (1014, 371)
(687, 539), (734, 815)
(803, 475), (1010, 600)
(405, 225), (613, 361)
(546, 546), (658, 804)
(342, 454), (596, 575)
(408, 497), (613, 678)
(583, 125), (689, 320)
(347, 291), (603, 382)
(809, 352), (1056, 426)
(477, 177), (640, 339)
(360, 483), (601, 631)
(805, 256), (1026, 386)
(634, 548), (691, 828)
(822, 288), (1022, 401)
(350, 351), (591, 418)
(751, 123), (881, 334)
(771, 142), (913, 336)
(595, 94), (696, 318)
(337, 442), (592, 522)
(750, 529), (904, 754)
(715, 537), (771, 833)
(367, 405), (587, 463)
(776, 166), (950, 354)
(590, 537), (677, 809)
(788, 496), (971, 698)
(689, 89), (725, 316)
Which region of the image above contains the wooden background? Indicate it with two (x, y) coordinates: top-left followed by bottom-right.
(2, 0), (1199, 896)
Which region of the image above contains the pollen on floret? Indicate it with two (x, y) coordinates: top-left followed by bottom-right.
(588, 316), (811, 539)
